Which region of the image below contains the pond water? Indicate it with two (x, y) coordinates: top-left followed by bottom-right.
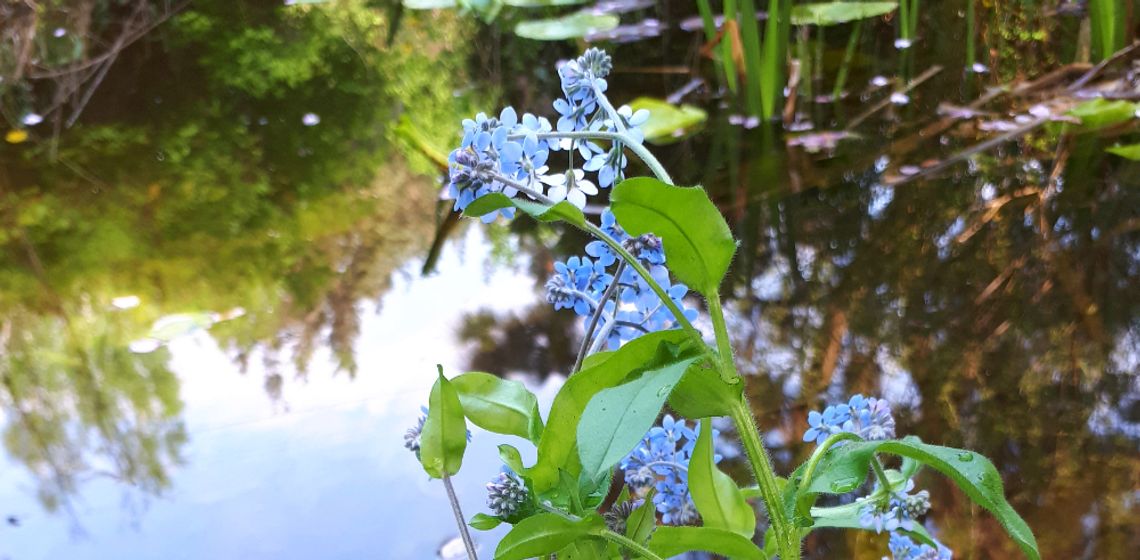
(1, 2), (1138, 560)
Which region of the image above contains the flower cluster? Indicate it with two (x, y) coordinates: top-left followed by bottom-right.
(403, 406), (428, 455)
(802, 394), (897, 445)
(856, 478), (931, 533)
(619, 415), (711, 526)
(889, 532), (953, 560)
(544, 210), (697, 352)
(444, 49), (650, 217)
(486, 469), (529, 518)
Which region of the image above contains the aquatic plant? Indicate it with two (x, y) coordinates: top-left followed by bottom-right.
(407, 49), (1040, 560)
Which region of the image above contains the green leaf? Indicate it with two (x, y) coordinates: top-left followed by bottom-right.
(499, 444), (526, 474)
(495, 513), (604, 560)
(625, 489), (657, 544)
(791, 1), (898, 25)
(558, 539), (609, 559)
(808, 502), (938, 548)
(463, 193), (586, 228)
(529, 330), (690, 491)
(402, 0), (457, 8)
(690, 420), (757, 537)
(468, 512), (503, 531)
(1106, 143), (1140, 160)
(513, 12), (619, 41)
(647, 526), (766, 559)
(669, 362), (742, 418)
(610, 177), (736, 296)
(1067, 99), (1140, 131)
(802, 437), (1040, 560)
(627, 97), (708, 145)
(581, 350), (614, 370)
(452, 372), (544, 442)
(577, 354), (700, 483)
(419, 372), (468, 478)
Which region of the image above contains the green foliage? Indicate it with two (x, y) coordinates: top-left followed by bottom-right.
(464, 194), (587, 228)
(468, 512), (504, 530)
(668, 362), (742, 418)
(1067, 99), (1140, 131)
(576, 353), (699, 483)
(451, 371), (544, 443)
(647, 526), (767, 559)
(627, 97), (708, 145)
(798, 436), (1040, 560)
(495, 513), (605, 560)
(610, 178), (737, 297)
(529, 330), (690, 491)
(419, 372), (469, 478)
(689, 419), (756, 537)
(1106, 143), (1140, 160)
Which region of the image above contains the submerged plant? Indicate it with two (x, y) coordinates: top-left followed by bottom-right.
(408, 49), (1040, 560)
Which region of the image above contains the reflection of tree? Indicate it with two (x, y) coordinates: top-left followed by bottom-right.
(0, 303), (185, 515)
(0, 0), (482, 516)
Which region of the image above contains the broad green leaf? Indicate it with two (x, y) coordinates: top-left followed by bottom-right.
(495, 513), (604, 560)
(499, 444), (526, 474)
(558, 539), (608, 559)
(791, 2), (898, 25)
(419, 373), (468, 478)
(577, 354), (700, 483)
(647, 526), (766, 559)
(530, 330), (690, 491)
(504, 0), (590, 6)
(802, 437), (1040, 560)
(463, 193), (586, 228)
(1067, 99), (1140, 130)
(628, 97), (708, 145)
(513, 12), (619, 41)
(625, 489), (657, 545)
(669, 362), (742, 418)
(581, 349), (614, 370)
(452, 372), (544, 442)
(1106, 143), (1140, 160)
(610, 177), (736, 296)
(690, 420), (756, 537)
(808, 501), (938, 548)
(468, 512), (503, 530)
(402, 0), (457, 8)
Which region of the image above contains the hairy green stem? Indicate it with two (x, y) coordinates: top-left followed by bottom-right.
(705, 291), (735, 372)
(441, 474), (479, 560)
(729, 397), (798, 560)
(519, 131), (673, 185)
(799, 432), (864, 491)
(870, 457), (894, 491)
(596, 529), (665, 560)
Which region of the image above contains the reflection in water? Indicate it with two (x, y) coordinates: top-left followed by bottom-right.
(0, 0), (480, 528)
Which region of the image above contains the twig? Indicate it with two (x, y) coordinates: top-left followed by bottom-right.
(846, 65), (943, 130)
(1067, 41), (1140, 92)
(886, 117), (1049, 186)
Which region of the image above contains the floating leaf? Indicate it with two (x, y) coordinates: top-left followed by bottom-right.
(514, 12), (619, 41)
(791, 1), (899, 26)
(690, 420), (756, 537)
(529, 330), (690, 491)
(628, 97), (708, 144)
(1106, 143), (1140, 160)
(452, 372), (544, 442)
(801, 436), (1040, 560)
(647, 526), (766, 559)
(504, 0), (590, 6)
(577, 353), (699, 483)
(1067, 99), (1140, 131)
(495, 513), (604, 560)
(402, 0), (458, 8)
(611, 177), (737, 297)
(419, 373), (469, 478)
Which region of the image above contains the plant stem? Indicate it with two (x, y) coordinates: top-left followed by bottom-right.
(799, 432), (864, 492)
(520, 131), (674, 185)
(596, 529), (665, 560)
(870, 456), (895, 491)
(488, 172), (556, 205)
(573, 261), (626, 373)
(833, 20), (863, 101)
(729, 397), (798, 560)
(705, 291), (735, 372)
(441, 474), (479, 560)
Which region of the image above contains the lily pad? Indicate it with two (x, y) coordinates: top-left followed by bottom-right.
(628, 97), (708, 144)
(791, 1), (898, 26)
(503, 0), (590, 7)
(402, 0), (458, 9)
(1067, 99), (1140, 131)
(514, 12), (619, 41)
